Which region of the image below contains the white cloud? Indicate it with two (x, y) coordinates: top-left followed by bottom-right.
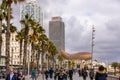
(12, 0), (120, 63)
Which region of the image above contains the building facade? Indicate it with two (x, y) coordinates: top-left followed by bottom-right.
(0, 33), (6, 72)
(20, 0), (43, 27)
(0, 32), (21, 72)
(0, 32), (32, 67)
(49, 16), (65, 54)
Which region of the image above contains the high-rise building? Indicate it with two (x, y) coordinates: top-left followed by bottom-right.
(20, 0), (43, 28)
(49, 16), (65, 54)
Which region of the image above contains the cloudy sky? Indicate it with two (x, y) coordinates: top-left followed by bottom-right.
(11, 0), (120, 64)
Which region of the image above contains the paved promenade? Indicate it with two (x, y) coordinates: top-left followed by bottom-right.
(25, 73), (89, 80)
(0, 73), (89, 80)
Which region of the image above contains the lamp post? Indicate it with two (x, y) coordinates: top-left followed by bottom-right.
(91, 25), (95, 67)
(41, 41), (45, 80)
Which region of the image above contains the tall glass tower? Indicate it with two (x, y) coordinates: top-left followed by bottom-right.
(49, 16), (65, 54)
(20, 0), (43, 27)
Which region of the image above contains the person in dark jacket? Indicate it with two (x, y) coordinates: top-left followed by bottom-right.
(44, 68), (49, 80)
(95, 65), (107, 80)
(31, 68), (37, 80)
(49, 67), (54, 79)
(6, 68), (18, 80)
(58, 68), (64, 80)
(78, 69), (82, 77)
(54, 68), (59, 80)
(18, 71), (25, 80)
(68, 68), (73, 80)
(89, 68), (94, 80)
(63, 69), (68, 80)
(82, 68), (88, 80)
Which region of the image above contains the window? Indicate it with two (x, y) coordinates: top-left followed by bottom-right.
(12, 37), (14, 41)
(14, 61), (16, 64)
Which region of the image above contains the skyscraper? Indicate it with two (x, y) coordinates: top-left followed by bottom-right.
(20, 0), (43, 27)
(49, 16), (65, 54)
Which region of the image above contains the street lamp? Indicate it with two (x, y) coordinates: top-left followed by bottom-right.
(91, 25), (95, 67)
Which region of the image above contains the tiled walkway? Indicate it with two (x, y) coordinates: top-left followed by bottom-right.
(25, 73), (90, 80)
(0, 73), (90, 80)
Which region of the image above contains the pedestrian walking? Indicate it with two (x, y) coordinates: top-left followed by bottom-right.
(68, 68), (73, 80)
(89, 68), (94, 80)
(14, 69), (19, 76)
(18, 71), (25, 80)
(63, 69), (68, 80)
(58, 69), (64, 80)
(54, 68), (59, 80)
(49, 67), (54, 80)
(82, 68), (88, 80)
(6, 68), (18, 80)
(44, 68), (49, 80)
(78, 69), (82, 77)
(95, 65), (107, 80)
(31, 68), (37, 80)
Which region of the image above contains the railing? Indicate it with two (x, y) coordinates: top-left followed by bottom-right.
(107, 75), (119, 80)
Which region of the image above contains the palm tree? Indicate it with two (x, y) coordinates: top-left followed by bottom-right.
(68, 60), (72, 68)
(57, 55), (64, 67)
(16, 29), (24, 66)
(5, 0), (25, 73)
(47, 41), (58, 68)
(29, 21), (45, 70)
(29, 21), (40, 59)
(10, 23), (17, 33)
(20, 13), (33, 74)
(28, 20), (37, 67)
(2, 23), (17, 67)
(111, 62), (118, 75)
(71, 60), (75, 68)
(35, 45), (41, 72)
(118, 63), (120, 74)
(67, 60), (75, 68)
(40, 34), (48, 68)
(37, 33), (49, 80)
(10, 23), (17, 66)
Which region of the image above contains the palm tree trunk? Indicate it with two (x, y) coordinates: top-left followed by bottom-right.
(114, 67), (116, 75)
(31, 43), (35, 70)
(37, 50), (40, 73)
(41, 42), (44, 80)
(48, 58), (50, 68)
(6, 0), (11, 74)
(23, 27), (29, 74)
(0, 20), (2, 57)
(19, 39), (22, 66)
(46, 54), (49, 69)
(60, 61), (62, 68)
(52, 59), (54, 68)
(41, 52), (44, 69)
